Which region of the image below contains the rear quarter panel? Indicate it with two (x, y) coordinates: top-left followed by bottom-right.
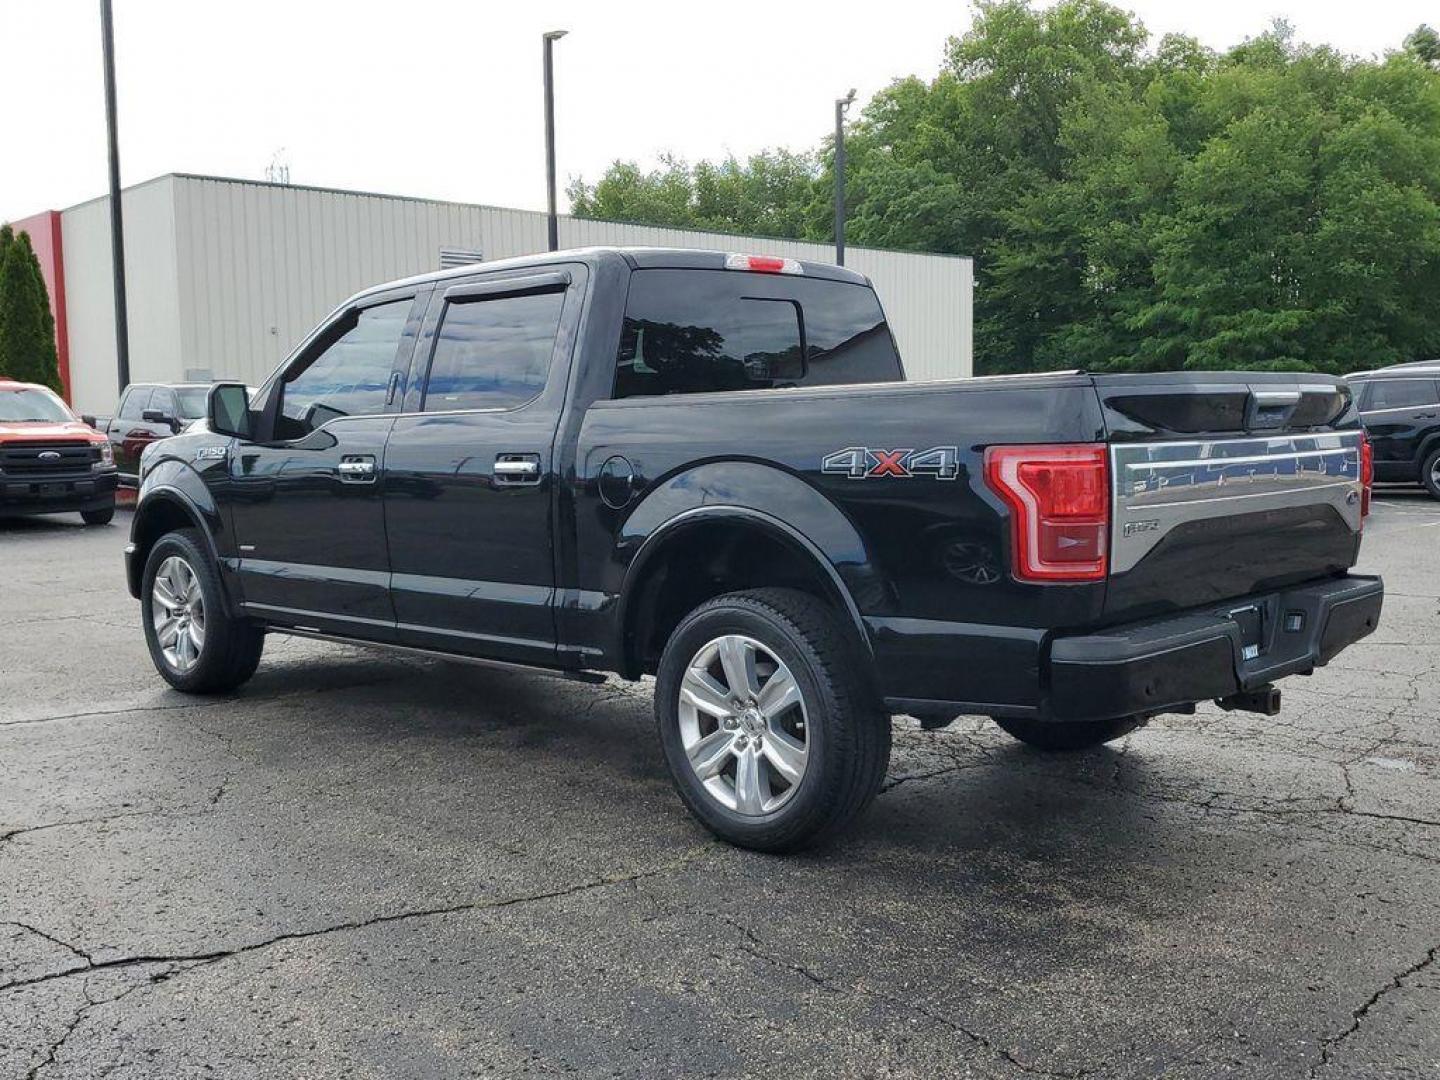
(566, 376), (1108, 708)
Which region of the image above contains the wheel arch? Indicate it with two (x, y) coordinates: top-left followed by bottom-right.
(616, 503), (875, 681)
(127, 478), (232, 613)
(1416, 430), (1440, 468)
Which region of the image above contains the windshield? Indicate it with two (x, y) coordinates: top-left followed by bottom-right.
(0, 387), (74, 423)
(175, 387), (209, 418)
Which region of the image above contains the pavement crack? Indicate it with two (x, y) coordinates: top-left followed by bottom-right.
(719, 914), (1087, 1078)
(0, 850), (706, 997)
(880, 761), (987, 793)
(0, 670), (414, 730)
(3, 922), (94, 964)
(1308, 944), (1439, 1076)
(24, 968), (169, 1080)
(0, 699), (232, 729)
(1, 809), (175, 846)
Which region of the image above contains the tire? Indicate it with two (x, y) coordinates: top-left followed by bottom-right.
(994, 715), (1141, 752)
(655, 588), (891, 853)
(1422, 447), (1440, 501)
(81, 506), (114, 526)
(141, 528), (264, 694)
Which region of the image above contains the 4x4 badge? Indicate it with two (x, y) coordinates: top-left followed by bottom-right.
(822, 446), (960, 480)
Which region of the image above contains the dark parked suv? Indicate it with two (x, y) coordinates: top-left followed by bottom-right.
(1348, 361), (1440, 499)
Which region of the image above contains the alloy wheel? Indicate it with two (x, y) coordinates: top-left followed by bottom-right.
(677, 634), (810, 815)
(151, 555), (206, 673)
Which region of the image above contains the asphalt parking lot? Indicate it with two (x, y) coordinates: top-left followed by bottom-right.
(1, 494), (1437, 1079)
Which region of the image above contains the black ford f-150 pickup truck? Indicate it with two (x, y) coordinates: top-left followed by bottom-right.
(125, 247), (1383, 851)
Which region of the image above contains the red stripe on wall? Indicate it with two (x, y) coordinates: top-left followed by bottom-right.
(11, 210), (71, 402)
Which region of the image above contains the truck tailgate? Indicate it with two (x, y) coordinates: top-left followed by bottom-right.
(1095, 373), (1365, 621)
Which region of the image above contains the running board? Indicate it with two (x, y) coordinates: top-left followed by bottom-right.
(268, 626), (610, 685)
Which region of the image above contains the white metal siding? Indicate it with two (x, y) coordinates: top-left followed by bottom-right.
(61, 176), (185, 415)
(61, 175), (972, 399)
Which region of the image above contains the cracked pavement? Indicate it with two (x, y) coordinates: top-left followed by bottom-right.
(2, 493), (1437, 1078)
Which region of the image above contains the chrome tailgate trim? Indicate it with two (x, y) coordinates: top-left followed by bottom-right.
(1110, 432), (1363, 574)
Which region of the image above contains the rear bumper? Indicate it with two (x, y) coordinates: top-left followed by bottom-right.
(0, 470), (118, 517)
(1046, 574), (1383, 722)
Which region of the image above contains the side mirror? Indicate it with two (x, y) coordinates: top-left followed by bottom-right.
(208, 382), (252, 439)
(80, 414), (97, 428)
(141, 408), (178, 430)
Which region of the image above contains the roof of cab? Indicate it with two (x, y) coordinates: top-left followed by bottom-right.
(0, 379), (52, 392)
(346, 246), (870, 307)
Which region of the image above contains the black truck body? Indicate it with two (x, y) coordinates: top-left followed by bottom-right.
(124, 247), (1383, 849)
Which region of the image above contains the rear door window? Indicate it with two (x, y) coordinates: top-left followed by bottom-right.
(420, 289), (565, 412)
(614, 269), (901, 399)
(1363, 379), (1439, 411)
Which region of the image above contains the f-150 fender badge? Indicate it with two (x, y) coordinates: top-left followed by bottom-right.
(822, 446), (960, 480)
(1122, 519), (1160, 537)
(194, 446), (227, 461)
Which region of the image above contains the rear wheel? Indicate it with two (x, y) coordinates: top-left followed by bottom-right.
(655, 588), (890, 852)
(141, 529), (264, 693)
(1422, 447), (1440, 501)
(81, 506), (114, 526)
(994, 715), (1141, 751)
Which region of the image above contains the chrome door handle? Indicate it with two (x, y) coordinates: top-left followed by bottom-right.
(493, 454), (541, 484)
(337, 457), (377, 483)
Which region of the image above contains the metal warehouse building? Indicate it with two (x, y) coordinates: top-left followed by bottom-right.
(15, 173), (974, 414)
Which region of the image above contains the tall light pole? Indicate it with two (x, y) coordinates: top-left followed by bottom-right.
(100, 0), (130, 392)
(543, 30), (568, 252)
(834, 88), (857, 267)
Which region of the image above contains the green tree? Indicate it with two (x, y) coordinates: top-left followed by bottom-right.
(1406, 24), (1440, 66)
(571, 1), (1440, 376)
(0, 223), (12, 379)
(0, 229), (62, 391)
(568, 150), (824, 238)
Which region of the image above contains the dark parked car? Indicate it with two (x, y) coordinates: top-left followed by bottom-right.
(1347, 362), (1440, 499)
(91, 383), (215, 484)
(124, 248), (1383, 851)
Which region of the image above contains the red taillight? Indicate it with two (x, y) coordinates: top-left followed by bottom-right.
(984, 444), (1109, 582)
(724, 252), (803, 275)
(1360, 431), (1373, 519)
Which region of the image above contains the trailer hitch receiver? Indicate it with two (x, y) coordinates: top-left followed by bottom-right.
(1216, 685), (1282, 716)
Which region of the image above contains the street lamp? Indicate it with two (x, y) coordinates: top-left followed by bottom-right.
(834, 88), (857, 267)
(543, 30), (568, 252)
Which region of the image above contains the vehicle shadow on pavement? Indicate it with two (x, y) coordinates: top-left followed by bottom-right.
(191, 649), (1168, 873)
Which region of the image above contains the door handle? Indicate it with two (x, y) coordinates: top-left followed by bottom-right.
(337, 456), (377, 483)
(493, 454), (541, 485)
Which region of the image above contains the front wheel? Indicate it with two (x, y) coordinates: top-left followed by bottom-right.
(1422, 447), (1440, 501)
(81, 506), (114, 526)
(994, 715), (1142, 751)
(655, 588), (890, 852)
(141, 529), (264, 693)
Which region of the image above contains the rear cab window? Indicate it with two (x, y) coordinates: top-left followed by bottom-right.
(613, 269), (902, 399)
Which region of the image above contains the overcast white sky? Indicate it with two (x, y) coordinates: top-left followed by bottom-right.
(2, 0), (1435, 223)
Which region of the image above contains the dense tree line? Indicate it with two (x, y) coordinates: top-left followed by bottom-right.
(0, 223), (62, 391)
(570, 2), (1440, 375)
